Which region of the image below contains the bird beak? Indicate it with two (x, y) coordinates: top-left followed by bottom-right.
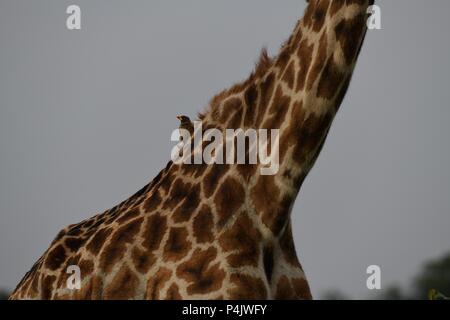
(176, 115), (182, 120)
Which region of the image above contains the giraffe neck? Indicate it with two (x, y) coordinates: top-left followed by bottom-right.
(9, 0), (375, 301)
(197, 0), (373, 236)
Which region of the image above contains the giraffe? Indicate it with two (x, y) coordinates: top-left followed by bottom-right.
(10, 0), (374, 300)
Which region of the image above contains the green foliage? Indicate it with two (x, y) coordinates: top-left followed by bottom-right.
(428, 289), (450, 300)
(378, 252), (450, 300)
(413, 253), (450, 300)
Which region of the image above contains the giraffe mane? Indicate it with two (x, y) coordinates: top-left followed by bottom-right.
(197, 13), (303, 123)
(197, 48), (274, 121)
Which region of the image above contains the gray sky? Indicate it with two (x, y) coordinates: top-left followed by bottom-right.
(1, 0), (450, 299)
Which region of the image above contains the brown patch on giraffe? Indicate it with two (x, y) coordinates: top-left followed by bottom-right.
(64, 236), (85, 252)
(84, 218), (106, 234)
(317, 56), (346, 100)
(166, 283), (182, 300)
(218, 213), (261, 268)
(142, 213), (167, 252)
(107, 211), (123, 224)
(163, 178), (192, 210)
(81, 227), (96, 240)
(279, 222), (301, 267)
(281, 60), (295, 90)
(280, 101), (305, 164)
(296, 40), (314, 92)
(177, 247), (225, 295)
(105, 208), (120, 221)
(79, 258), (94, 276)
(104, 265), (139, 300)
(228, 274), (268, 300)
(334, 13), (367, 65)
(292, 277), (313, 300)
(158, 168), (177, 195)
(245, 83), (259, 107)
(99, 217), (143, 272)
(251, 174), (292, 235)
(203, 165), (228, 198)
(214, 176), (245, 227)
(172, 183), (201, 223)
(267, 196), (292, 236)
(228, 107), (243, 130)
(275, 46), (291, 71)
(41, 274), (57, 300)
(144, 190), (161, 212)
(306, 31), (328, 90)
(145, 267), (172, 300)
(81, 218), (95, 229)
(256, 72), (276, 125)
(131, 246), (156, 274)
(116, 207), (142, 224)
(163, 227), (191, 262)
(264, 86), (291, 130)
(293, 113), (334, 166)
(193, 205), (215, 244)
(66, 223), (84, 237)
(89, 275), (104, 300)
(156, 169), (174, 193)
(311, 0), (330, 32)
(250, 173), (278, 210)
(275, 275), (296, 300)
(292, 23), (304, 45)
(86, 227), (111, 255)
(45, 244), (67, 271)
(222, 98), (244, 129)
(243, 84), (259, 127)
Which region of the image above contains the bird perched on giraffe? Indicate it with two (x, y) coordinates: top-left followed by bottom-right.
(177, 115), (194, 139)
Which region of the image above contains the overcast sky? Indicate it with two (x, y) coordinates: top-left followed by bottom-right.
(1, 0), (450, 299)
